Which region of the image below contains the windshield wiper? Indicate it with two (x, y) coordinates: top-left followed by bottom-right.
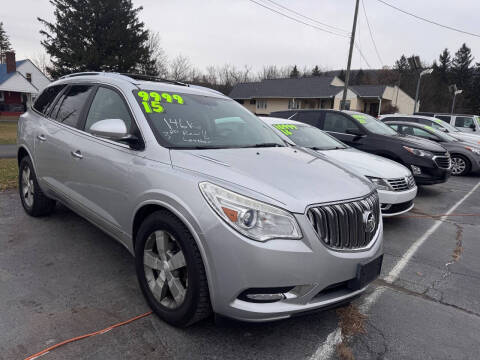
(246, 143), (284, 148)
(310, 146), (344, 150)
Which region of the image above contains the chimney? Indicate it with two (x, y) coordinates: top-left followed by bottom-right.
(6, 51), (16, 73)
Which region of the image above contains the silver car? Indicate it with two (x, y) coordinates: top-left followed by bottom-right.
(17, 73), (383, 326)
(262, 117), (417, 217)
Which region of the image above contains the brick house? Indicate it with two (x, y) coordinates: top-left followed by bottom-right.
(0, 51), (51, 120)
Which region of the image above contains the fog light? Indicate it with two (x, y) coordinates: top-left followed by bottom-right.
(245, 293), (286, 302)
(411, 165), (421, 175)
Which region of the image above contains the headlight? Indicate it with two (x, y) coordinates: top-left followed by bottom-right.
(199, 182), (302, 242)
(403, 146), (434, 158)
(366, 176), (391, 191)
(465, 146), (480, 155)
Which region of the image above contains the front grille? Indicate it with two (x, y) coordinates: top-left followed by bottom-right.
(386, 175), (416, 191)
(434, 156), (451, 169)
(306, 192), (380, 251)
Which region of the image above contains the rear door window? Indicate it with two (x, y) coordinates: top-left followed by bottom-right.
(295, 112), (320, 127)
(323, 112), (359, 133)
(454, 116), (475, 129)
(51, 85), (95, 128)
(435, 115), (451, 123)
(33, 85), (66, 115)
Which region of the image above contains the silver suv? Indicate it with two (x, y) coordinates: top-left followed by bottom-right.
(17, 73), (383, 326)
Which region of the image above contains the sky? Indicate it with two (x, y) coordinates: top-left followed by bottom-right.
(2, 0), (480, 73)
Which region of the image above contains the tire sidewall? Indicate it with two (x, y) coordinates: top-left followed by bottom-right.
(135, 212), (203, 326)
(19, 157), (34, 214)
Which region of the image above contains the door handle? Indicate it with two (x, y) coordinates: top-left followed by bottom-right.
(37, 134), (47, 141)
(71, 150), (83, 159)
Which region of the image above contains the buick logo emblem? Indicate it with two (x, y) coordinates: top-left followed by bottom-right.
(363, 211), (376, 233)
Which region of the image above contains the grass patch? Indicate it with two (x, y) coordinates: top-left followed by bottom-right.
(0, 122), (18, 145)
(0, 158), (18, 191)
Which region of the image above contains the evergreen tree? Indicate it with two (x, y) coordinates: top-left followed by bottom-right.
(312, 65), (321, 76)
(438, 48), (451, 76)
(38, 0), (157, 78)
(353, 69), (365, 85)
(290, 65), (299, 78)
(338, 69), (346, 81)
(470, 64), (480, 114)
(451, 43), (473, 91)
(394, 55), (409, 73)
(0, 22), (12, 64)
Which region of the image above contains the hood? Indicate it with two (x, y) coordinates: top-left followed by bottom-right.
(451, 132), (480, 146)
(315, 148), (411, 179)
(388, 134), (447, 152)
(170, 147), (374, 213)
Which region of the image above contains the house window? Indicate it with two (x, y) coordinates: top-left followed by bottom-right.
(236, 99), (244, 104)
(0, 91), (4, 102)
(249, 99), (256, 105)
(339, 100), (351, 110)
(257, 100), (267, 110)
(26, 73), (32, 82)
(288, 99), (300, 109)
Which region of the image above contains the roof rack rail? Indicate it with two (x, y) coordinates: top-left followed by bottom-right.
(119, 73), (189, 87)
(59, 72), (101, 79)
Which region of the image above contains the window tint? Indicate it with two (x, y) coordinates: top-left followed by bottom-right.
(296, 112), (320, 126)
(323, 112), (359, 133)
(52, 85), (94, 128)
(85, 87), (132, 132)
(33, 85), (66, 115)
(454, 116), (474, 128)
(435, 115), (451, 122)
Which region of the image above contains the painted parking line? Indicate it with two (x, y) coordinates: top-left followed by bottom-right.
(309, 180), (480, 360)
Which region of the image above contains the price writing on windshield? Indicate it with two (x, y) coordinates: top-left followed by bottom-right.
(136, 91), (185, 113)
(273, 124), (297, 135)
(351, 114), (367, 124)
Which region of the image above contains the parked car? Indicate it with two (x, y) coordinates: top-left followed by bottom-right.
(414, 112), (480, 133)
(261, 117), (417, 216)
(270, 109), (452, 185)
(17, 73), (383, 326)
(384, 120), (480, 176)
(380, 114), (480, 145)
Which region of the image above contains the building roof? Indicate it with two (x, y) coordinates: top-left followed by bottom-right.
(229, 76), (343, 99)
(349, 85), (386, 97)
(0, 62), (39, 94)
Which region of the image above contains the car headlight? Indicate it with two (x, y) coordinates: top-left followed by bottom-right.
(365, 176), (391, 191)
(403, 146), (434, 158)
(199, 182), (302, 241)
(465, 146), (480, 155)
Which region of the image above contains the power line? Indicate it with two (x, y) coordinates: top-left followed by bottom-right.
(362, 0), (383, 67)
(376, 0), (480, 38)
(262, 0), (350, 34)
(354, 42), (372, 68)
(246, 0), (349, 38)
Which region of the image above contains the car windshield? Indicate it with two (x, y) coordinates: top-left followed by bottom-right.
(348, 112), (398, 136)
(430, 118), (460, 132)
(423, 125), (458, 141)
(271, 123), (347, 150)
(133, 90), (284, 149)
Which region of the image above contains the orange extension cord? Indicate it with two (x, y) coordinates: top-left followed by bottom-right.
(24, 311), (152, 360)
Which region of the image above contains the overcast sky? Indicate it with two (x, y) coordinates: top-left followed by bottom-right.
(3, 0), (480, 72)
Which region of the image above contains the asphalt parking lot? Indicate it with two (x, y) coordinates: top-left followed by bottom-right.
(1, 176), (480, 360)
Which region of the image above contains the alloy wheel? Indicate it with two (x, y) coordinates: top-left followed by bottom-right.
(21, 166), (34, 207)
(451, 157), (466, 175)
(143, 230), (188, 309)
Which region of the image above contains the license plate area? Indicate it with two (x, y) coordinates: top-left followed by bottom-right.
(348, 255), (383, 291)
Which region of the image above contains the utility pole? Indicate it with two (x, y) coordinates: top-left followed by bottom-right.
(341, 0), (360, 110)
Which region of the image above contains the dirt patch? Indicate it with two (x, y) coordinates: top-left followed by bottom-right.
(335, 304), (367, 359)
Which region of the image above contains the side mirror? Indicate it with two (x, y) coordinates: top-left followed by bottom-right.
(89, 119), (142, 149)
(346, 128), (365, 137)
(470, 123), (476, 131)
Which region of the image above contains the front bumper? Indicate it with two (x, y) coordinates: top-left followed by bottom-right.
(408, 159), (451, 185)
(378, 186), (417, 217)
(197, 208), (384, 322)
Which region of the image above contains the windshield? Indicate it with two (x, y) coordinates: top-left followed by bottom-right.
(349, 113), (398, 136)
(423, 125), (457, 142)
(271, 123), (347, 150)
(133, 90), (284, 149)
(431, 118), (460, 132)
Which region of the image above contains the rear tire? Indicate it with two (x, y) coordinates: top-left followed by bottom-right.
(450, 154), (471, 176)
(135, 210), (211, 327)
(18, 156), (56, 217)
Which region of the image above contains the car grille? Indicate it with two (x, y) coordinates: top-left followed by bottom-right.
(434, 156), (451, 169)
(386, 175), (416, 191)
(306, 192), (380, 251)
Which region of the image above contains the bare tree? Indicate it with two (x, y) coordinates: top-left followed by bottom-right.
(169, 54), (191, 81)
(147, 31), (168, 77)
(30, 52), (51, 75)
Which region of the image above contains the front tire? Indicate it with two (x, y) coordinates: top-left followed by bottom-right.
(18, 156), (56, 216)
(135, 210), (211, 327)
(450, 154), (471, 176)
